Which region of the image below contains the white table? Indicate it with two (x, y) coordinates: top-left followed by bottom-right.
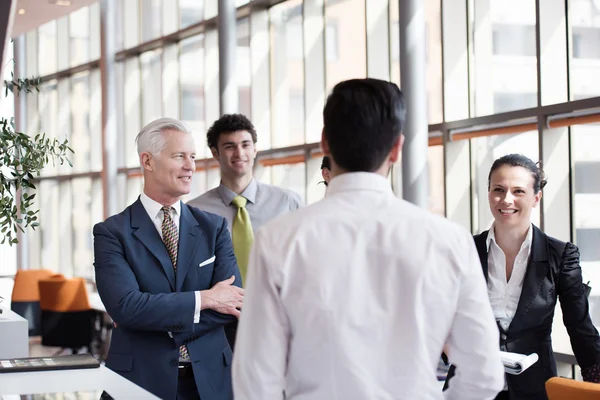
(0, 365), (159, 399)
(0, 306), (28, 359)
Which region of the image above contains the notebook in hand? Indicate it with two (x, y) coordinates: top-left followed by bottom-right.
(500, 351), (539, 375)
(0, 354), (100, 373)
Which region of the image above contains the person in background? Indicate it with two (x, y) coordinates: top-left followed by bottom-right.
(187, 114), (303, 347)
(94, 118), (243, 400)
(321, 155), (331, 186)
(232, 78), (504, 400)
(444, 154), (600, 399)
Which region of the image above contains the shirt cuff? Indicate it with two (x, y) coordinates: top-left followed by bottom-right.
(194, 291), (201, 323)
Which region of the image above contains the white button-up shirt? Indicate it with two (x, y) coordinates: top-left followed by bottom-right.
(233, 172), (504, 400)
(486, 223), (533, 332)
(139, 192), (201, 323)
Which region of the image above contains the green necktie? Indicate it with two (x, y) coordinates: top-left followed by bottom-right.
(231, 195), (254, 285)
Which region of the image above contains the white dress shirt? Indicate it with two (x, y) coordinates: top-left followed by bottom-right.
(233, 172), (504, 400)
(139, 192), (201, 323)
(486, 223), (533, 332)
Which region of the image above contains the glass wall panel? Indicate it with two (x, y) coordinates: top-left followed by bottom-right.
(572, 124), (600, 300)
(272, 162), (307, 203)
(141, 0), (163, 42)
(180, 0), (204, 29)
(181, 35), (207, 158)
(472, 0), (538, 116)
(70, 72), (91, 173)
(325, 0), (367, 92)
(123, 0), (140, 49)
(38, 21), (58, 76)
(140, 50), (163, 125)
(570, 0), (600, 100)
(124, 58), (142, 167)
(471, 131), (540, 233)
(38, 82), (59, 177)
(90, 70), (103, 171)
(238, 18), (252, 118)
(127, 176), (144, 206)
(69, 6), (90, 67)
(270, 0), (305, 148)
(429, 145), (445, 216)
(39, 181), (60, 272)
(72, 178), (93, 278)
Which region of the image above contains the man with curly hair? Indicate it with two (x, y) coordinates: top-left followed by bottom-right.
(187, 114), (303, 346)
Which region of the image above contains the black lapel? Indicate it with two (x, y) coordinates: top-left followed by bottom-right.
(474, 231), (490, 281)
(131, 198), (176, 290)
(175, 204), (203, 291)
(508, 225), (550, 332)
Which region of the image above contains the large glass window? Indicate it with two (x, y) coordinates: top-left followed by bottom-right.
(180, 35), (207, 158)
(325, 0), (367, 92)
(429, 145), (445, 216)
(272, 162), (307, 203)
(38, 82), (59, 177)
(270, 0), (305, 148)
(141, 0), (163, 42)
(180, 0), (204, 28)
(238, 18), (252, 119)
(71, 72), (91, 173)
(140, 50), (163, 125)
(69, 6), (90, 67)
(472, 0), (538, 116)
(570, 0), (600, 100)
(38, 21), (57, 76)
(572, 124), (600, 277)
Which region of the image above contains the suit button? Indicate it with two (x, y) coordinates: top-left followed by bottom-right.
(170, 359), (178, 366)
(501, 334), (507, 340)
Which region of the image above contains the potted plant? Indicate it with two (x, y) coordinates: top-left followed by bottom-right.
(1, 73), (73, 245)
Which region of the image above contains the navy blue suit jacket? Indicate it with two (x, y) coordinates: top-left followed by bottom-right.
(93, 198), (241, 400)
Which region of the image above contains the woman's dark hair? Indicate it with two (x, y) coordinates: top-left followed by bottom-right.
(321, 156), (331, 170)
(488, 154), (548, 193)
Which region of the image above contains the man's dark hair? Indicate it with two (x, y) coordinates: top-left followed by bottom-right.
(323, 78), (405, 172)
(206, 114), (257, 150)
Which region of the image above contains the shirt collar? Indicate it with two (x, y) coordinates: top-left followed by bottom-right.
(325, 172), (394, 196)
(139, 191), (181, 220)
(217, 178), (258, 206)
(486, 222), (533, 254)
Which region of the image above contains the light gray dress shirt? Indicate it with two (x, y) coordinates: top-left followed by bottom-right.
(187, 178), (304, 234)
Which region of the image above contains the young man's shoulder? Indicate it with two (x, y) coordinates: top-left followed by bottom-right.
(256, 181), (303, 205)
(187, 187), (221, 207)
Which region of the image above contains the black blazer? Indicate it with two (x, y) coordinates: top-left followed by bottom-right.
(445, 225), (600, 399)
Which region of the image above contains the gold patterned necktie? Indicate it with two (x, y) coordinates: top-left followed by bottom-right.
(231, 196), (254, 285)
(161, 206), (189, 361)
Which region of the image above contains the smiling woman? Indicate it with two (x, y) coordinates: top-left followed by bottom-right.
(445, 153), (600, 399)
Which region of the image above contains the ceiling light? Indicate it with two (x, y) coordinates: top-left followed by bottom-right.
(53, 0), (72, 5)
(17, 8), (26, 14)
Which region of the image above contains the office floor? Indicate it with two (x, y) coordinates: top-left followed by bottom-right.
(28, 336), (93, 358)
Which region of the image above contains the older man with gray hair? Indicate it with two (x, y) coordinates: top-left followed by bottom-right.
(93, 117), (243, 400)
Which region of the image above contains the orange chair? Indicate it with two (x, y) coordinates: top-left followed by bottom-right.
(38, 277), (95, 353)
(546, 377), (600, 399)
(11, 269), (54, 335)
